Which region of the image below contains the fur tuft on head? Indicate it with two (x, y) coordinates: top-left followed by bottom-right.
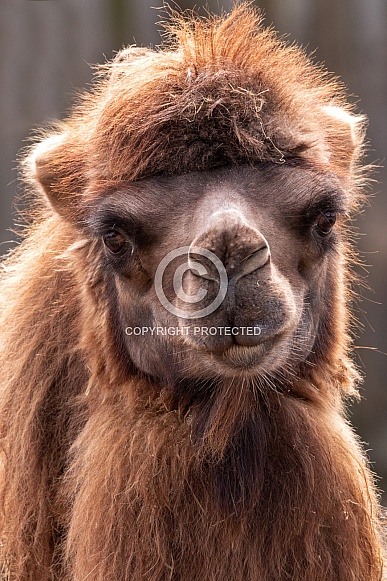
(26, 3), (365, 209)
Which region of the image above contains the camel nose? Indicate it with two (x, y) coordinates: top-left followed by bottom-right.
(188, 209), (270, 281)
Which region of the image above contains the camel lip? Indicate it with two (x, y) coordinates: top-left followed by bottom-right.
(186, 334), (281, 371)
(193, 328), (294, 375)
(217, 337), (277, 367)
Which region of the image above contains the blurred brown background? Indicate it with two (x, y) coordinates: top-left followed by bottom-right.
(0, 0), (386, 500)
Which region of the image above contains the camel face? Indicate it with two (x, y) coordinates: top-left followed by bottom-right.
(88, 163), (344, 383)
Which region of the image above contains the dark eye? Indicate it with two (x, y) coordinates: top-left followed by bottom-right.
(315, 210), (337, 236)
(103, 229), (129, 254)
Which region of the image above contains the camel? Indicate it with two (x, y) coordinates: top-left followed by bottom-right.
(0, 4), (384, 580)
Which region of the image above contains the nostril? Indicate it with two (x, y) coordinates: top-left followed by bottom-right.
(238, 245), (270, 278)
(188, 252), (218, 282)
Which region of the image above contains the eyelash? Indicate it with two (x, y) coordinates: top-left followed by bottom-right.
(88, 214), (136, 238)
(93, 216), (156, 250)
(305, 203), (343, 223)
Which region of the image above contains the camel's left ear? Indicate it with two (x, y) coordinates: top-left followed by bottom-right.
(26, 131), (86, 220)
(323, 105), (367, 174)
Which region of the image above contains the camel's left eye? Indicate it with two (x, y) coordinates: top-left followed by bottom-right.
(103, 230), (128, 254)
(315, 211), (337, 236)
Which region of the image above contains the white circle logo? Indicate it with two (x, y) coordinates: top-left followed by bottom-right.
(154, 246), (228, 319)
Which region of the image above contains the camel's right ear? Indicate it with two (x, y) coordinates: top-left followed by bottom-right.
(27, 132), (86, 219)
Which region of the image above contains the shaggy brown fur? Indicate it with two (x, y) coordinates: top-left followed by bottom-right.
(0, 4), (385, 580)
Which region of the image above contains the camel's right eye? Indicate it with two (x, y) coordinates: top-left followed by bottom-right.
(103, 229), (129, 254)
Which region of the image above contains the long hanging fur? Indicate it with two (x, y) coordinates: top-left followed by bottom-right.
(0, 4), (385, 580)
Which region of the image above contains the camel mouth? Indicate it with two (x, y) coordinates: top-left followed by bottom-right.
(190, 329), (292, 375)
(221, 339), (276, 365)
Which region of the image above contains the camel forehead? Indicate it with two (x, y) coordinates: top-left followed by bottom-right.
(88, 164), (347, 223)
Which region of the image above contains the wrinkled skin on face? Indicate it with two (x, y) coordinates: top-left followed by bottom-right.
(87, 163), (346, 385)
